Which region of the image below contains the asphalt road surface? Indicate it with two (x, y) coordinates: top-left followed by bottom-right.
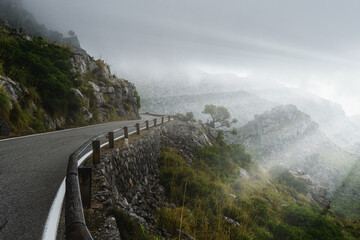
(0, 116), (159, 240)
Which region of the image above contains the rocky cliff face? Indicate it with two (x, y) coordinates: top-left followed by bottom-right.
(253, 88), (360, 150)
(289, 170), (331, 208)
(226, 104), (358, 193)
(0, 22), (140, 136)
(230, 104), (319, 157)
(70, 51), (140, 122)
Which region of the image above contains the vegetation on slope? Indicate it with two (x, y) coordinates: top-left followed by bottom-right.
(0, 23), (140, 136)
(0, 25), (82, 134)
(157, 146), (360, 239)
(113, 136), (360, 239)
(332, 159), (360, 220)
(0, 26), (80, 116)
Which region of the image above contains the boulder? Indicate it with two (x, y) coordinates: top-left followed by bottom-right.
(223, 216), (240, 227)
(308, 186), (331, 209)
(71, 88), (84, 99)
(81, 107), (93, 121)
(0, 76), (23, 102)
(238, 167), (250, 180)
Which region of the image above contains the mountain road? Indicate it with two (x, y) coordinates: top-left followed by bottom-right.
(0, 116), (160, 240)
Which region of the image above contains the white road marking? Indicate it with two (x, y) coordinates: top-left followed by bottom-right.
(41, 179), (65, 240)
(0, 117), (153, 143)
(41, 123), (160, 239)
(0, 121), (124, 142)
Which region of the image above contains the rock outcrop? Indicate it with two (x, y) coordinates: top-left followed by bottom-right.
(290, 170), (331, 208)
(226, 105), (358, 194)
(228, 104), (319, 158)
(0, 22), (140, 136)
(70, 52), (140, 121)
(0, 76), (24, 104)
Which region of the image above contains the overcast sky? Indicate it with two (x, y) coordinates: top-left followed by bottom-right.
(23, 0), (360, 115)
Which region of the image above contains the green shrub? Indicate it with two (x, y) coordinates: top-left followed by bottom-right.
(281, 205), (343, 239)
(272, 223), (303, 240)
(0, 32), (81, 116)
(157, 143), (355, 239)
(0, 88), (11, 118)
(9, 101), (32, 130)
(269, 166), (308, 194)
(247, 197), (272, 227)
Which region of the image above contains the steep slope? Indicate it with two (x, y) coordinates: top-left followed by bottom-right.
(226, 105), (358, 193)
(331, 159), (360, 220)
(0, 22), (139, 136)
(0, 0), (82, 50)
(253, 88), (360, 150)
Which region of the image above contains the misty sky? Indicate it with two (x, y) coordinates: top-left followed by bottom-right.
(23, 0), (360, 115)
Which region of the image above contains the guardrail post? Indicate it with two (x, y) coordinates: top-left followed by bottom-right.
(123, 126), (128, 139)
(168, 116), (171, 121)
(154, 118), (157, 127)
(78, 166), (92, 209)
(92, 140), (100, 165)
(136, 123), (140, 135)
(146, 120), (149, 130)
(108, 131), (114, 148)
(162, 117), (164, 124)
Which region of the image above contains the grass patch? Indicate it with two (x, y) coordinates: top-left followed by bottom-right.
(0, 87), (11, 119)
(157, 142), (359, 239)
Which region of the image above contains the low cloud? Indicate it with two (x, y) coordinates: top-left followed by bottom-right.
(21, 0), (360, 115)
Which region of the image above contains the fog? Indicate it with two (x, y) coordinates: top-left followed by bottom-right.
(22, 0), (360, 115)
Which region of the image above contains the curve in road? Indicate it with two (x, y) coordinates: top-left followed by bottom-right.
(0, 116), (158, 240)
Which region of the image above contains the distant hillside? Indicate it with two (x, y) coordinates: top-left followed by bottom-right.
(253, 88), (360, 150)
(142, 91), (276, 126)
(138, 73), (360, 154)
(0, 0), (82, 51)
(0, 22), (140, 137)
(226, 105), (358, 194)
(331, 159), (360, 220)
(350, 114), (360, 128)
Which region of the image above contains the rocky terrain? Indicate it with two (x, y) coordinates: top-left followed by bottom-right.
(226, 105), (358, 193)
(253, 88), (360, 150)
(0, 20), (140, 136)
(137, 73), (360, 153)
(70, 51), (140, 122)
(289, 170), (331, 208)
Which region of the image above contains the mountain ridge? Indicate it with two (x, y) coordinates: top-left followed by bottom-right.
(226, 104), (358, 194)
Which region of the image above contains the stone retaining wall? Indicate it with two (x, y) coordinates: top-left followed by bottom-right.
(90, 120), (216, 238)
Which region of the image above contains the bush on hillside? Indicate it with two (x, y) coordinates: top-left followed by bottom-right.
(269, 166), (308, 194)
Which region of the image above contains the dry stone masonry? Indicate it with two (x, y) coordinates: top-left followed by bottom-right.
(90, 120), (216, 238)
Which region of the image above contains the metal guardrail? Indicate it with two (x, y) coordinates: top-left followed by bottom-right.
(65, 115), (171, 240)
